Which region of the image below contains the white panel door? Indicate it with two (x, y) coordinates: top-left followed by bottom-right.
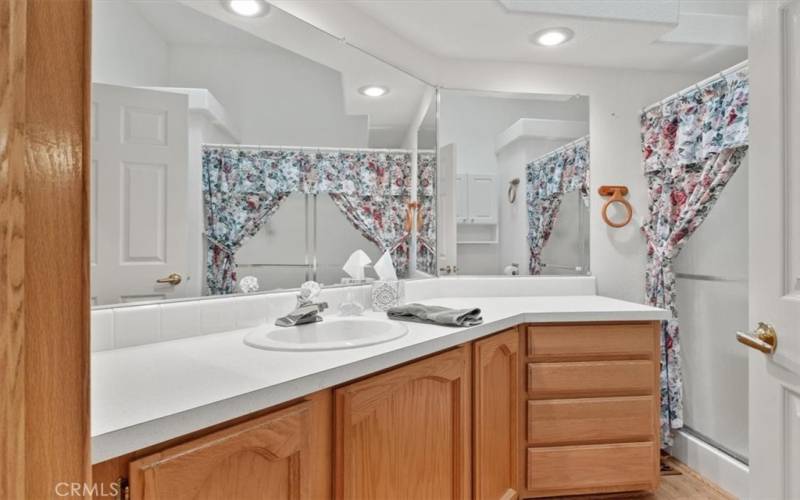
(746, 2), (800, 498)
(437, 143), (457, 274)
(455, 172), (468, 223)
(467, 174), (497, 224)
(91, 84), (189, 305)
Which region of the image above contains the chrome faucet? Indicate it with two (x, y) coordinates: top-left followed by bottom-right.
(275, 281), (329, 327)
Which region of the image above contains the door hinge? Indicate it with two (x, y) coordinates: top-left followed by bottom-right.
(116, 477), (130, 500)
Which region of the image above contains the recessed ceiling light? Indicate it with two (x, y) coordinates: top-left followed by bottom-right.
(224, 0), (269, 17)
(359, 86), (389, 98)
(531, 27), (574, 47)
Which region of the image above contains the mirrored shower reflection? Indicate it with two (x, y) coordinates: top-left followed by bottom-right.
(436, 90), (590, 277)
(90, 0), (436, 305)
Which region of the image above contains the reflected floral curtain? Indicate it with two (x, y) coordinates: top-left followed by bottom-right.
(202, 147), (413, 294)
(526, 138), (590, 274)
(329, 194), (411, 276)
(641, 70), (749, 445)
(417, 152), (437, 275)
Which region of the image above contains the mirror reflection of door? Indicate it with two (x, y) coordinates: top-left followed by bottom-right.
(91, 84), (189, 305)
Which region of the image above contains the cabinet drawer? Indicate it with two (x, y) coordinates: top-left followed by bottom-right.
(527, 442), (657, 496)
(527, 323), (657, 361)
(528, 396), (655, 445)
(528, 360), (654, 398)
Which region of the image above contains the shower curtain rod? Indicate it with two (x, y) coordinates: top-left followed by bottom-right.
(202, 143), (435, 154)
(530, 134), (590, 163)
(641, 59), (748, 113)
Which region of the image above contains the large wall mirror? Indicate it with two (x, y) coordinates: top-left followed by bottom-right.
(436, 90), (590, 276)
(91, 0), (436, 306)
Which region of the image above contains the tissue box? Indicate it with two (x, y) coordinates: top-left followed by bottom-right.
(371, 280), (403, 311)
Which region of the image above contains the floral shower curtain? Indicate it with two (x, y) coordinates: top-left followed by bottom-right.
(416, 152), (437, 275)
(202, 147), (413, 294)
(329, 194), (411, 276)
(526, 138), (590, 274)
(641, 70), (749, 445)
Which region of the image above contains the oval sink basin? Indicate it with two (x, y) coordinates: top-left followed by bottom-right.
(243, 317), (408, 351)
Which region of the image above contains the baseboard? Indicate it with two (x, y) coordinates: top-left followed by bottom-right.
(668, 429), (749, 499)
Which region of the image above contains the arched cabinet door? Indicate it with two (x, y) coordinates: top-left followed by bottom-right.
(129, 401), (316, 500)
(473, 328), (519, 500)
(334, 345), (472, 500)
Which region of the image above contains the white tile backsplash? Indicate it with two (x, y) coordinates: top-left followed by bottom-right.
(200, 298), (238, 335)
(161, 302), (203, 342)
(234, 294), (269, 328)
(113, 305), (160, 349)
(92, 276), (597, 351)
(91, 309), (114, 352)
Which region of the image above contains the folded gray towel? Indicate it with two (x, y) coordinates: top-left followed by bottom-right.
(386, 303), (483, 327)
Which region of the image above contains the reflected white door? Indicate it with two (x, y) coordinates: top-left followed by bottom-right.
(438, 143), (457, 274)
(747, 2), (800, 498)
(455, 172), (468, 223)
(91, 83), (189, 305)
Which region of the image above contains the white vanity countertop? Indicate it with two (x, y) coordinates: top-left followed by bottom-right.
(91, 295), (669, 463)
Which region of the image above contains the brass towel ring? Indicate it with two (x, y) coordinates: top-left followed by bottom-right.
(598, 185), (633, 228)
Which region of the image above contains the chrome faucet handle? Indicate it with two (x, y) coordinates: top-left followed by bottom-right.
(299, 281), (321, 298)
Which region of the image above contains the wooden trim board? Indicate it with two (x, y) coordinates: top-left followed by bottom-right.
(0, 1), (28, 497)
(1, 0), (92, 497)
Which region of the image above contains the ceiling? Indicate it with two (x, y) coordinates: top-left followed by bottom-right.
(127, 0), (748, 144)
(343, 0), (747, 73)
(131, 0), (433, 144)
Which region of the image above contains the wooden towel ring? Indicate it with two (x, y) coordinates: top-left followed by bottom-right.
(598, 185), (633, 228)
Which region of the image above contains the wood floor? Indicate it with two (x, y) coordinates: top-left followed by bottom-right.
(542, 456), (735, 500)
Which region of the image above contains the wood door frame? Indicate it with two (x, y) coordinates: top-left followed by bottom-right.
(1, 0), (91, 498)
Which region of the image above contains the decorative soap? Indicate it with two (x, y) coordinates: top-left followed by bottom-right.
(371, 281), (403, 311)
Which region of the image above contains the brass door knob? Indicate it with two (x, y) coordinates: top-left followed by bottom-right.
(736, 322), (777, 354)
(156, 273), (182, 286)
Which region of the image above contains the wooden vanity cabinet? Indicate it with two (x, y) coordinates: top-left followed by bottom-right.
(473, 328), (519, 500)
(129, 402), (323, 500)
(92, 390), (332, 500)
(522, 322), (661, 498)
(92, 322), (661, 500)
(333, 345), (472, 500)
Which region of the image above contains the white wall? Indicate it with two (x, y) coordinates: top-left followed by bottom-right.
(439, 93), (589, 175)
(91, 0), (169, 87)
(167, 44), (369, 148)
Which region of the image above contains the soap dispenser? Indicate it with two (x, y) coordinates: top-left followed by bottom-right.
(339, 290), (365, 316)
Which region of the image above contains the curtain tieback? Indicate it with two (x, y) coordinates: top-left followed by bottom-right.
(204, 233), (236, 255)
(404, 201), (422, 233)
(650, 248), (675, 265)
(418, 236), (435, 252)
(387, 231), (411, 253)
